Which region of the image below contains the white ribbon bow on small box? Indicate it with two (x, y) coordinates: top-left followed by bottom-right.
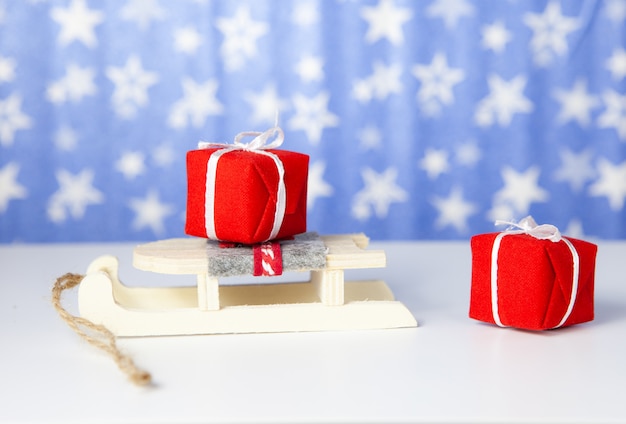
(495, 215), (562, 242)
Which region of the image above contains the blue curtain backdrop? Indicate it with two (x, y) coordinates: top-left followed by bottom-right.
(0, 0), (625, 243)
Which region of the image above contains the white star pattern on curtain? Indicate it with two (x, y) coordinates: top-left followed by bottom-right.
(0, 0), (625, 242)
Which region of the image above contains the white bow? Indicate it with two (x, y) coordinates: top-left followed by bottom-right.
(495, 215), (562, 242)
(198, 125), (284, 151)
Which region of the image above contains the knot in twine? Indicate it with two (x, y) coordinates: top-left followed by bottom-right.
(52, 273), (152, 386)
(495, 215), (562, 242)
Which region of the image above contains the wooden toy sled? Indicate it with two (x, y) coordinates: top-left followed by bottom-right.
(78, 234), (417, 337)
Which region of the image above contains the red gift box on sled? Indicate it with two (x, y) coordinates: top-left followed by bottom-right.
(185, 126), (309, 245)
(469, 217), (597, 330)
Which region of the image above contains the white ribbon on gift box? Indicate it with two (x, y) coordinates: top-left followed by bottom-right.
(197, 125), (286, 242)
(490, 216), (580, 329)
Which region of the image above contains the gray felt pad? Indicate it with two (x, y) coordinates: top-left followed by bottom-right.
(206, 232), (328, 277)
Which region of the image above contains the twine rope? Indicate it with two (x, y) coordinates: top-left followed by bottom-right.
(51, 273), (152, 386)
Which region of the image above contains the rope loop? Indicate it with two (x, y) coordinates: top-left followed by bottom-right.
(52, 273), (152, 386)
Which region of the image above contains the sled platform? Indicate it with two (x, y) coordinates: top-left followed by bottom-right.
(78, 234), (417, 337)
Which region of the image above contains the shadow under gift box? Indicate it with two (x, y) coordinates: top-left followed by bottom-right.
(185, 148), (309, 245)
(469, 233), (597, 330)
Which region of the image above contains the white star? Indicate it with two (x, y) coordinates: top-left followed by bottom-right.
(352, 79), (373, 103)
(552, 78), (599, 127)
(369, 62), (403, 100)
(152, 143), (175, 168)
(486, 202), (517, 224)
(606, 48), (626, 80)
(0, 162), (27, 213)
(419, 148), (449, 180)
(598, 89), (626, 140)
(294, 55), (324, 83)
(46, 64), (97, 104)
(351, 166), (408, 220)
(553, 148), (596, 192)
(288, 91), (339, 145)
(174, 26), (203, 55)
(0, 56), (16, 83)
(412, 53), (464, 114)
(358, 125), (382, 151)
(523, 1), (581, 66)
(352, 62), (402, 103)
(604, 0), (626, 23)
(115, 151), (146, 180)
(120, 0), (165, 31)
(307, 161), (333, 209)
(62, 64), (98, 101)
(168, 77), (223, 129)
(481, 21), (512, 53)
(475, 74), (533, 127)
(46, 84), (65, 104)
(431, 186), (477, 233)
(54, 126), (79, 151)
(589, 158), (626, 211)
(47, 168), (104, 222)
(215, 5), (268, 71)
(360, 0), (412, 45)
(292, 1), (320, 26)
(106, 55), (159, 119)
(129, 189), (175, 235)
(351, 201), (371, 222)
(244, 84), (288, 125)
(564, 219), (585, 239)
(50, 0), (104, 48)
(0, 93), (33, 147)
(455, 141), (481, 167)
(426, 0), (474, 29)
(493, 166), (549, 214)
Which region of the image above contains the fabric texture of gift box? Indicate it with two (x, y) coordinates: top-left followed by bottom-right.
(469, 216), (597, 331)
(185, 126), (309, 245)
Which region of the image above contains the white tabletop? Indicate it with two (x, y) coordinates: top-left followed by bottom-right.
(1, 239), (625, 423)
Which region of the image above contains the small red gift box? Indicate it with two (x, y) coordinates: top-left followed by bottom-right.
(185, 127), (309, 245)
(469, 217), (597, 330)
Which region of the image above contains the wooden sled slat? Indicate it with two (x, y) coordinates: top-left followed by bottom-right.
(132, 234), (385, 275)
